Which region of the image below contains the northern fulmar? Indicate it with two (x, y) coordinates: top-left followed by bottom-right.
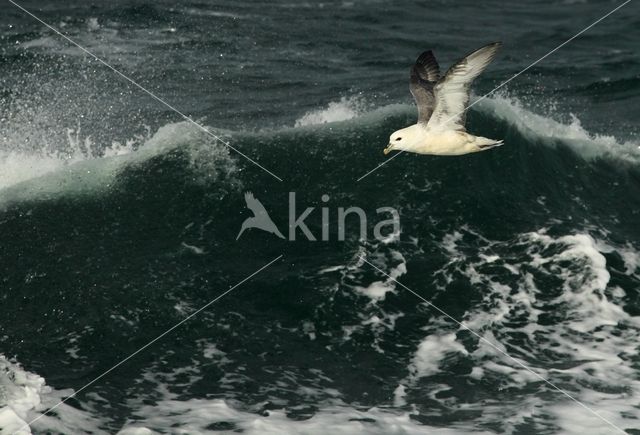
(384, 42), (503, 156)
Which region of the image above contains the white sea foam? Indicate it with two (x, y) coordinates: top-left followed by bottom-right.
(117, 398), (490, 435)
(409, 333), (467, 378)
(0, 355), (105, 435)
(402, 227), (640, 434)
(0, 151), (72, 190)
(294, 96), (367, 127)
(354, 250), (406, 302)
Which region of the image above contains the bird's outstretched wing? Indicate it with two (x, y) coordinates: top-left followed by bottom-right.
(427, 42), (501, 132)
(245, 192), (269, 218)
(410, 50), (440, 124)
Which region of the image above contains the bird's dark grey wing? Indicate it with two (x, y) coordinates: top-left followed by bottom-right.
(428, 42), (501, 131)
(409, 50), (440, 124)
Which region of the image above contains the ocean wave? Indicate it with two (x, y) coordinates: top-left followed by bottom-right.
(0, 122), (237, 207)
(291, 93), (640, 165)
(476, 93), (640, 162)
(0, 130), (137, 191)
(1, 93), (638, 208)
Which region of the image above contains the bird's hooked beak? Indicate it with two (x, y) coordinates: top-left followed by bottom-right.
(383, 143), (393, 155)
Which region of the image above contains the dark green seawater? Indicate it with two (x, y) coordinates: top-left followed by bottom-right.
(1, 1), (639, 434)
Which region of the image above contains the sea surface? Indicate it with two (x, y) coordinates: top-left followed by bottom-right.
(1, 1), (640, 434)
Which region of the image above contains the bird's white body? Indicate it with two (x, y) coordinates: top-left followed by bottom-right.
(389, 124), (503, 156)
(384, 42), (504, 156)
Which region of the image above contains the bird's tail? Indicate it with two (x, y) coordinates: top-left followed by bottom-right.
(477, 138), (504, 150)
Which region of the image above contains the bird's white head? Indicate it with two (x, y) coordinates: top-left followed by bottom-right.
(384, 125), (421, 155)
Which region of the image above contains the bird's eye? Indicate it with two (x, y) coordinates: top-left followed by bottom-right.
(396, 137), (402, 141)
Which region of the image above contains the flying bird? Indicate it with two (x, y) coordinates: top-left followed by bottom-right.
(384, 42), (503, 156)
(236, 192), (285, 240)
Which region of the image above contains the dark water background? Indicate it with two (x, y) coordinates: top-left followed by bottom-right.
(1, 1), (639, 434)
